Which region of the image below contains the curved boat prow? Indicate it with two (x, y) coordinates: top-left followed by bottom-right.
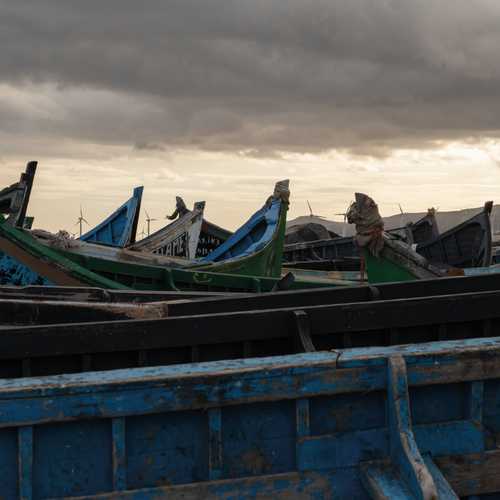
(129, 199), (206, 258)
(194, 179), (290, 278)
(417, 200), (493, 269)
(347, 192), (444, 283)
(80, 186), (144, 247)
(0, 161), (37, 228)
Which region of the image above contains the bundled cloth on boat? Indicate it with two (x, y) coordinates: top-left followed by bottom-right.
(346, 192), (385, 257)
(31, 229), (78, 250)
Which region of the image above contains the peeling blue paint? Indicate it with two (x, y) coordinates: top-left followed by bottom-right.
(0, 251), (52, 286)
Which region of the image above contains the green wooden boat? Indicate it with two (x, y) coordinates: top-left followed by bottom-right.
(1, 164), (355, 291)
(347, 192), (445, 284)
(1, 212), (352, 292)
(51, 179), (291, 280)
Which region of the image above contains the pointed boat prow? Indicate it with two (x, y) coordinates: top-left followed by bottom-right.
(0, 160), (37, 228)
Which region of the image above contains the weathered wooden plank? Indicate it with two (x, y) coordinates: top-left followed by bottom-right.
(436, 450), (500, 497)
(386, 357), (436, 498)
(0, 339), (500, 428)
(18, 426), (33, 500)
(361, 461), (416, 499)
(112, 418), (126, 491)
(208, 408), (222, 481)
(468, 381), (484, 423)
(63, 471), (335, 500)
(295, 399), (310, 439)
(423, 456), (459, 499)
(0, 285), (229, 303)
(298, 421), (482, 472)
(3, 289), (500, 367)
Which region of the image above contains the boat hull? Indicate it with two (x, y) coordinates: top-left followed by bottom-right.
(80, 186), (143, 248)
(0, 337), (498, 498)
(0, 216), (337, 292)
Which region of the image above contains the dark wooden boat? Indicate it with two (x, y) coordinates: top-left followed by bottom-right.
(283, 208), (439, 271)
(80, 186), (143, 247)
(285, 201), (492, 273)
(346, 193), (494, 283)
(5, 269), (500, 325)
(416, 201), (493, 268)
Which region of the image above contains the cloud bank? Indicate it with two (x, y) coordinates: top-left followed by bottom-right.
(2, 0), (500, 156)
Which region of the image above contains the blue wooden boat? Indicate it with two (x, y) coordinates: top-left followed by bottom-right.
(0, 335), (497, 498)
(190, 180), (290, 277)
(80, 186), (143, 247)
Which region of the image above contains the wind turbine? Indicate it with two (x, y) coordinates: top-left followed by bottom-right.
(145, 210), (157, 236)
(76, 206), (89, 237)
(306, 200), (327, 219)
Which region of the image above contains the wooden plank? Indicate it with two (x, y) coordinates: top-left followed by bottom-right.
(423, 456), (459, 499)
(361, 461), (415, 499)
(468, 381), (484, 423)
(208, 408), (222, 480)
(297, 422), (482, 471)
(436, 450), (500, 497)
(1, 338), (500, 427)
(386, 356), (437, 499)
(63, 471), (334, 500)
(18, 426), (33, 500)
(5, 288), (500, 363)
(295, 399), (310, 439)
(112, 418), (127, 491)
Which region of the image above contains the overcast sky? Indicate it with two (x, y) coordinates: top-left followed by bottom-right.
(2, 0), (500, 233)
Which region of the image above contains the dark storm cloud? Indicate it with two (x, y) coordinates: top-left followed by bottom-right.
(2, 0), (500, 154)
